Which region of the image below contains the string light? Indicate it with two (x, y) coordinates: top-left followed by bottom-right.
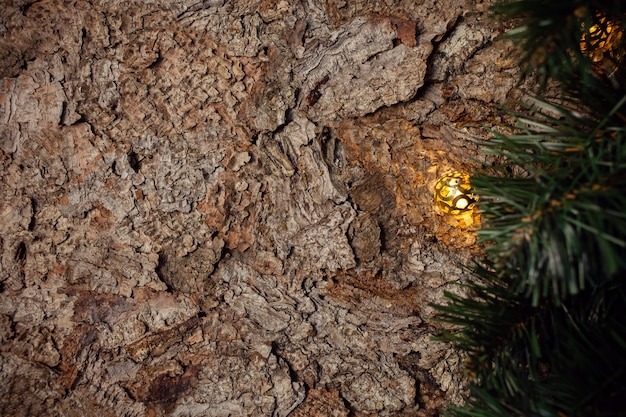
(434, 172), (479, 229)
(580, 12), (623, 64)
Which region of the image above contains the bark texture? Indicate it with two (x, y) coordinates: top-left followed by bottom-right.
(0, 1), (520, 416)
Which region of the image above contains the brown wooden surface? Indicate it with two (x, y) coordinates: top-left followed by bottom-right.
(0, 1), (521, 416)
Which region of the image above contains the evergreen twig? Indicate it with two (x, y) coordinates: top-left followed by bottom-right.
(435, 1), (626, 415)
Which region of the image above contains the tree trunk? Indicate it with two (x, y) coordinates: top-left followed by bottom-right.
(0, 1), (520, 416)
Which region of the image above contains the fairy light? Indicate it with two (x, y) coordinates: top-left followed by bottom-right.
(434, 172), (479, 229)
(580, 12), (623, 63)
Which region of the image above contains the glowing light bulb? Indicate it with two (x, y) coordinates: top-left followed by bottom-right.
(580, 13), (623, 63)
(434, 172), (479, 229)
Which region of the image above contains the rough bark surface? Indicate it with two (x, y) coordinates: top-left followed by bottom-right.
(0, 1), (520, 416)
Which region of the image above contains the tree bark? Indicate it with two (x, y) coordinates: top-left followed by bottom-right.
(0, 1), (520, 416)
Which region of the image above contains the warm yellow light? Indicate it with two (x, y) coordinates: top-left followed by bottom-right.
(580, 13), (623, 63)
(434, 172), (479, 229)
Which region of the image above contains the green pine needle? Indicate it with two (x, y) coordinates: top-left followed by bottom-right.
(434, 2), (626, 414)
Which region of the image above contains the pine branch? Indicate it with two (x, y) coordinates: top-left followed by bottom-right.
(434, 3), (626, 415)
(477, 173), (624, 304)
(492, 1), (626, 91)
(436, 264), (626, 417)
